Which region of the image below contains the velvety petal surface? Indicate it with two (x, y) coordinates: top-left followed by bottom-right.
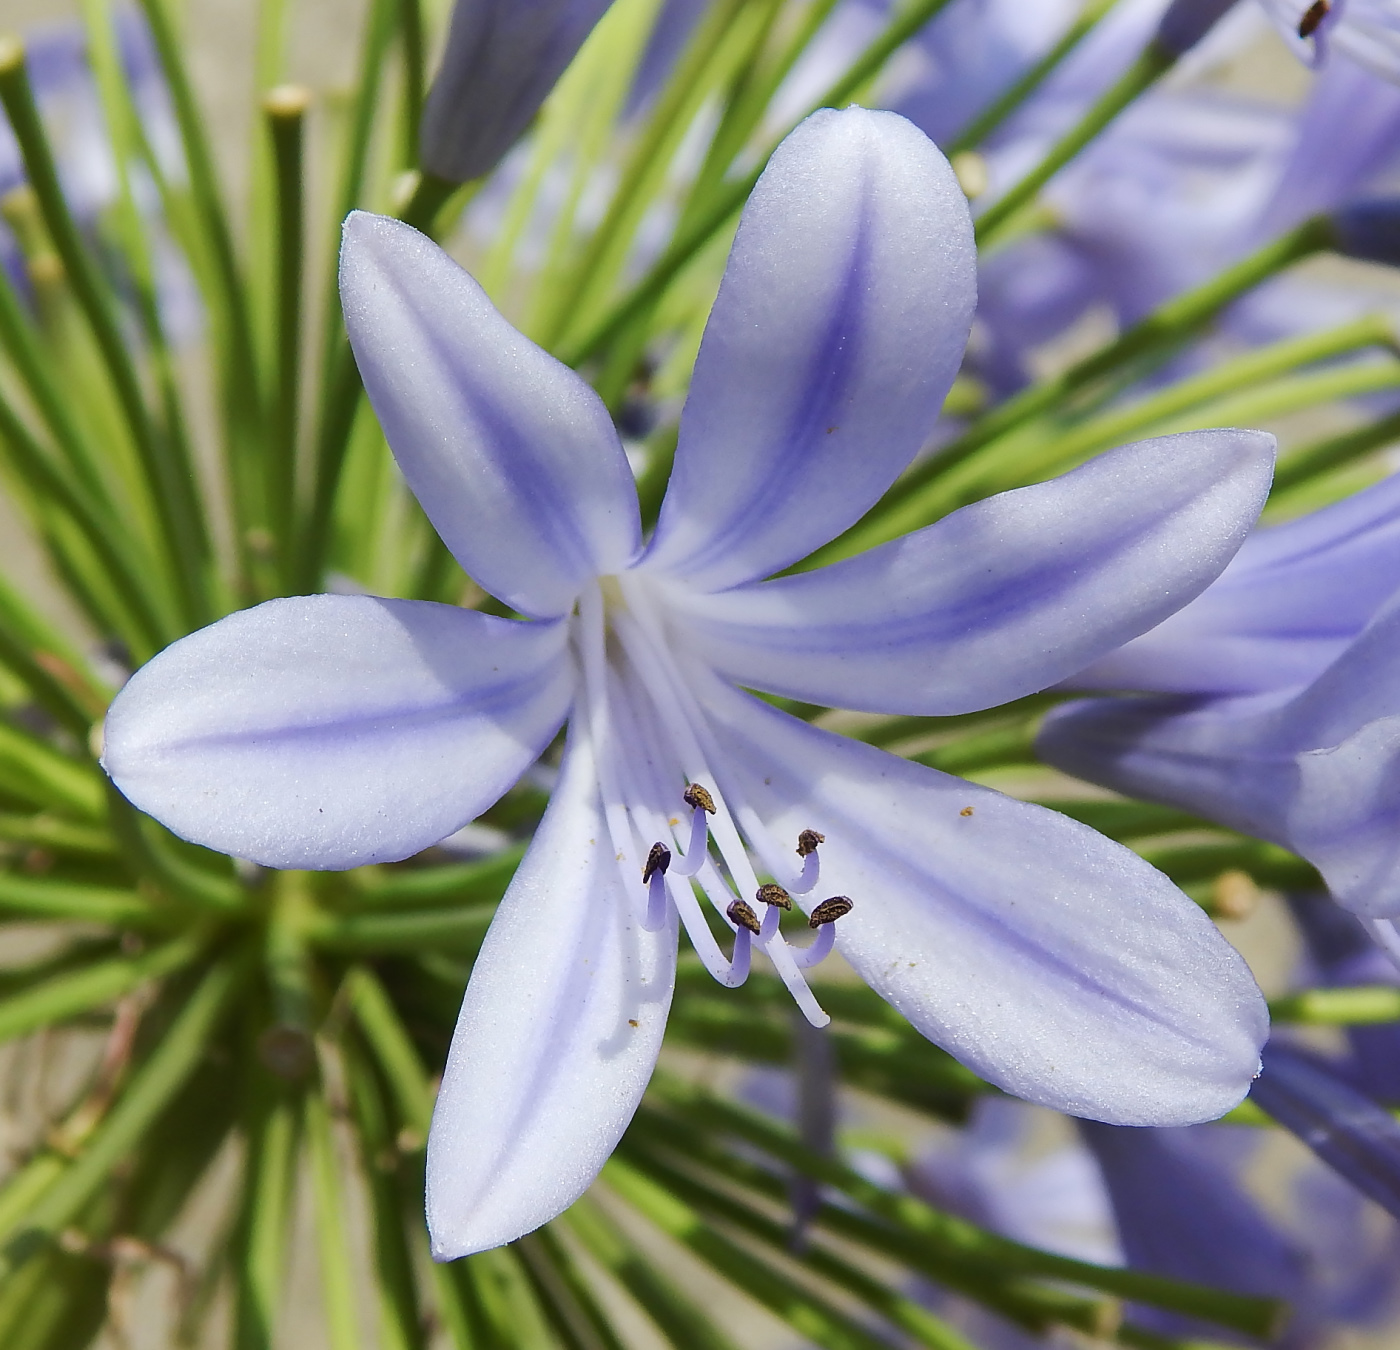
(102, 595), (572, 869)
(663, 430), (1273, 716)
(1040, 600), (1400, 917)
(1074, 467), (1400, 696)
(642, 107), (976, 592)
(698, 674), (1267, 1125)
(426, 723), (676, 1258)
(340, 212), (640, 618)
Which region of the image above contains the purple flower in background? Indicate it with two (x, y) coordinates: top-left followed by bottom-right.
(1039, 592), (1400, 919)
(102, 108), (1273, 1256)
(1258, 0), (1400, 81)
(419, 0), (616, 183)
(1251, 1042), (1400, 1221)
(1074, 470), (1400, 697)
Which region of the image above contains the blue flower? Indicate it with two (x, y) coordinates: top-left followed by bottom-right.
(1039, 473), (1400, 922)
(101, 108), (1273, 1256)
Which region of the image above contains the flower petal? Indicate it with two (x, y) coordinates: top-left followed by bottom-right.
(426, 721), (676, 1257)
(102, 595), (572, 869)
(1074, 467), (1400, 696)
(698, 674), (1267, 1126)
(1040, 599), (1400, 918)
(642, 107), (976, 592)
(340, 212), (641, 618)
(663, 430), (1274, 716)
(1250, 1042), (1400, 1223)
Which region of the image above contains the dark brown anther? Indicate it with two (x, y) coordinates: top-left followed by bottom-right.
(809, 896), (853, 928)
(1298, 0), (1329, 37)
(683, 782), (716, 814)
(727, 899), (761, 934)
(642, 842), (671, 883)
(796, 829), (825, 857)
(755, 883), (792, 910)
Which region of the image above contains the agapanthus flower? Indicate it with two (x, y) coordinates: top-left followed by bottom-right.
(419, 0), (615, 184)
(1257, 0), (1400, 80)
(102, 108), (1273, 1258)
(1039, 474), (1400, 926)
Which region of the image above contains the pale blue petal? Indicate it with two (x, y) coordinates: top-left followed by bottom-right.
(1075, 469), (1400, 696)
(664, 430), (1273, 716)
(642, 107), (976, 592)
(340, 212), (640, 618)
(427, 722), (676, 1257)
(1040, 599), (1400, 917)
(699, 673), (1267, 1126)
(102, 595), (572, 870)
(1251, 1043), (1400, 1222)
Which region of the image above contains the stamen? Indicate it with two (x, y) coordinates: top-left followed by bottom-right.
(727, 899), (761, 934)
(756, 883), (792, 911)
(642, 842), (670, 882)
(642, 843), (671, 932)
(791, 831), (823, 895)
(724, 902), (755, 984)
(671, 795), (711, 877)
(791, 897), (854, 970)
(683, 782), (716, 814)
(1298, 0), (1329, 37)
(809, 896), (853, 927)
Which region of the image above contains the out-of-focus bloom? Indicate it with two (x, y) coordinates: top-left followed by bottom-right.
(1257, 0), (1400, 81)
(1084, 1111), (1400, 1345)
(0, 15), (196, 337)
(1288, 892), (1400, 1101)
(1252, 1041), (1400, 1220)
(419, 0), (615, 183)
(1039, 591), (1400, 918)
(103, 109), (1273, 1257)
(1073, 470), (1400, 697)
(917, 1094), (1399, 1349)
(886, 0), (1400, 397)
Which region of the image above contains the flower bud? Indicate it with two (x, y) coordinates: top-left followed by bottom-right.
(419, 0), (614, 184)
(1153, 0), (1242, 56)
(1330, 198), (1400, 268)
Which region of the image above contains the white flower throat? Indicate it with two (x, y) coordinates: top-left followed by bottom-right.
(575, 573), (850, 1026)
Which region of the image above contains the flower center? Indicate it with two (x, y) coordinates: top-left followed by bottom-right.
(574, 576), (852, 1026)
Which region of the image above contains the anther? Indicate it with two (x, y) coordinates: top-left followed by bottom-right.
(727, 899), (762, 934)
(683, 782), (716, 814)
(796, 829), (824, 857)
(642, 842), (671, 882)
(755, 883), (792, 910)
(809, 896), (853, 928)
(1298, 0), (1329, 37)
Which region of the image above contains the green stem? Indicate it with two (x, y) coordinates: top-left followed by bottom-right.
(398, 0), (425, 169)
(0, 38), (212, 629)
(305, 1088), (361, 1350)
(1271, 986), (1400, 1024)
(0, 958), (241, 1280)
(133, 0), (265, 567)
(0, 932), (206, 1044)
(646, 1076), (1285, 1338)
(264, 86), (311, 579)
(974, 41), (1175, 247)
(0, 386), (172, 654)
(345, 965), (433, 1136)
(946, 0), (1122, 154)
(1273, 405), (1400, 492)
